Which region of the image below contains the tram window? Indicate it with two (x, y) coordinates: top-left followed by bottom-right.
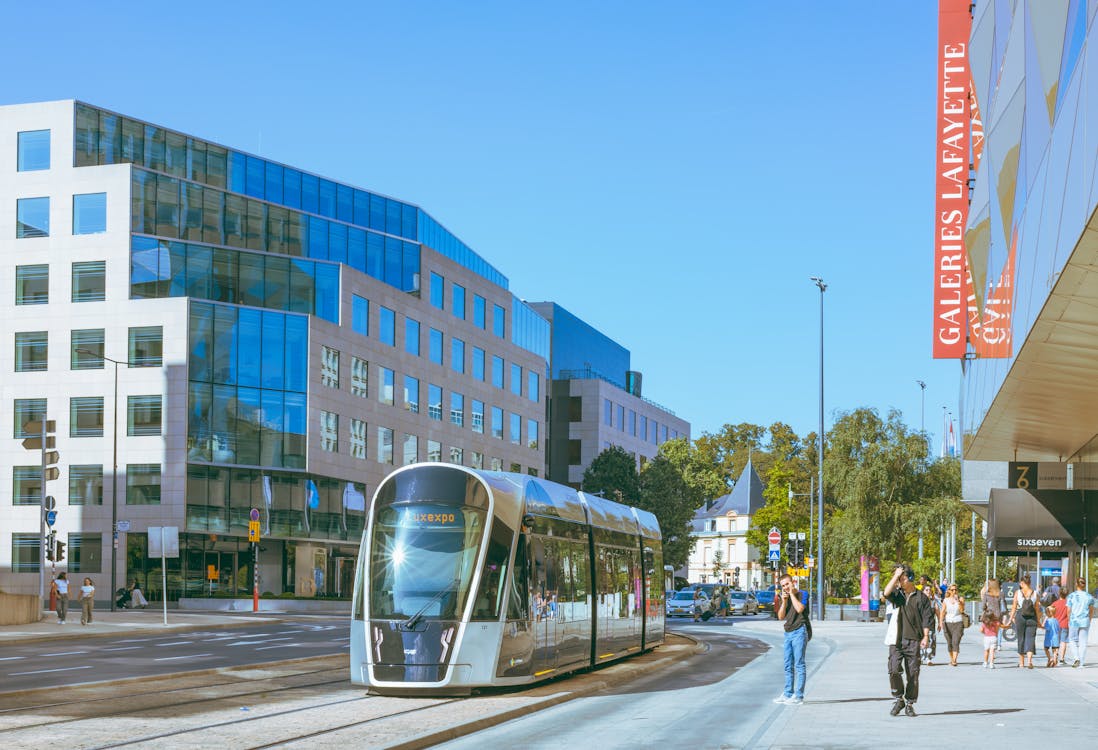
(471, 520), (514, 620)
(570, 541), (589, 603)
(506, 534), (530, 620)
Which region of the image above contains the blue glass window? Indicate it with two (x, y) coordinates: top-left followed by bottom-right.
(17, 197), (49, 238)
(352, 295), (369, 336)
(473, 295), (486, 328)
(384, 236), (402, 287)
(301, 173), (319, 214)
(430, 272), (445, 309)
(405, 318), (420, 356)
(337, 184), (353, 223)
(493, 304), (506, 338)
(16, 265), (49, 305)
(401, 204), (417, 240)
(348, 228), (366, 273)
(329, 222), (348, 265)
(379, 307), (395, 346)
(314, 263), (339, 323)
(369, 194), (385, 232)
(492, 356), (504, 388)
(472, 347), (485, 381)
(385, 198), (401, 235)
(528, 371), (540, 402)
(245, 155), (265, 199)
(283, 169), (302, 209)
(510, 413), (521, 445)
(261, 311), (286, 389)
(429, 328), (443, 364)
(265, 163), (283, 204)
(366, 232), (384, 279)
(510, 363), (522, 396)
(73, 193), (107, 235)
(452, 283), (466, 320)
(428, 384), (443, 421)
(17, 130), (50, 171)
(353, 190), (370, 226)
(319, 179), (336, 218)
(308, 217), (328, 260)
(452, 338), (465, 374)
(402, 241), (420, 293)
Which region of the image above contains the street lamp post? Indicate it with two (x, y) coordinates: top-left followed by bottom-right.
(916, 380), (926, 559)
(810, 276), (826, 621)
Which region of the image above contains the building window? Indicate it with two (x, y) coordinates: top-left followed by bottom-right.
(379, 306), (395, 346)
(452, 283), (466, 320)
(471, 400), (484, 434)
(528, 372), (540, 402)
(450, 392), (464, 427)
(320, 410), (339, 452)
(377, 426), (394, 464)
(71, 396), (104, 437)
(351, 356), (369, 397)
(650, 420), (659, 444)
(352, 294), (369, 336)
(12, 533), (40, 573)
(491, 407), (504, 440)
(402, 434), (418, 465)
(69, 465), (103, 506)
(71, 329), (105, 370)
(127, 395), (162, 436)
(640, 415), (648, 441)
(604, 399), (612, 426)
(617, 405), (625, 431)
(450, 446), (464, 465)
(16, 196), (49, 238)
(429, 328), (443, 365)
(492, 356), (504, 388)
(569, 396), (583, 422)
(430, 272), (445, 309)
(490, 457), (503, 471)
(14, 398), (46, 437)
(568, 440), (582, 465)
(428, 384), (443, 421)
(510, 363), (522, 396)
(660, 425), (668, 443)
(472, 347), (485, 381)
(510, 413), (521, 445)
(16, 265), (48, 305)
(493, 304), (506, 338)
(68, 533), (102, 573)
(126, 464), (161, 505)
(71, 261), (106, 302)
(471, 451), (484, 469)
(404, 375), (420, 413)
(451, 338), (465, 374)
(13, 466), (41, 506)
(405, 318), (420, 356)
(379, 366), (394, 405)
(510, 462), (522, 473)
(629, 410), (637, 436)
(427, 439), (441, 462)
(15, 331), (48, 372)
(473, 295), (486, 329)
(321, 346), (340, 388)
(128, 326), (162, 367)
(528, 420), (539, 450)
(17, 130), (50, 171)
(73, 193), (107, 235)
(350, 418), (366, 459)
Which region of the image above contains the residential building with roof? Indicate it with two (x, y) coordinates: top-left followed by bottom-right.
(684, 461), (766, 589)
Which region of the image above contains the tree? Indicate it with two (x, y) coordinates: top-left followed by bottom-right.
(711, 548), (726, 580)
(637, 453), (704, 570)
(581, 445), (639, 505)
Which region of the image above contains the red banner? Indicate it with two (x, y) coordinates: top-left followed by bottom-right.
(974, 228), (1016, 358)
(933, 0), (973, 358)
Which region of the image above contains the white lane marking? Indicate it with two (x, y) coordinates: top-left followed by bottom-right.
(156, 641), (194, 647)
(0, 657), (25, 661)
(273, 630), (306, 635)
(41, 650), (89, 657)
(10, 665), (93, 676)
(110, 638), (154, 644)
(255, 643), (301, 651)
(102, 646), (142, 652)
(226, 637), (292, 646)
(154, 653), (213, 661)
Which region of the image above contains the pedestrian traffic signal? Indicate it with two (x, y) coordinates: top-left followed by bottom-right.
(786, 540), (797, 563)
(55, 540), (66, 562)
(46, 532), (56, 561)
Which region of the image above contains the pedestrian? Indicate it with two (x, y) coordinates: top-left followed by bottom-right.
(939, 584), (965, 667)
(981, 578), (1006, 655)
(979, 608), (1000, 668)
(1043, 601), (1061, 667)
(1006, 574), (1041, 669)
(882, 565), (933, 717)
(772, 573), (808, 706)
(921, 583), (940, 666)
(1042, 576), (1062, 606)
(1051, 589), (1071, 666)
(54, 572), (69, 624)
(129, 579), (149, 608)
(1065, 578), (1095, 668)
(79, 577), (95, 625)
(692, 589), (705, 622)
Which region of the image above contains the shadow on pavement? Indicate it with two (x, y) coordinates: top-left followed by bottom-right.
(920, 708), (1024, 716)
(809, 697), (893, 704)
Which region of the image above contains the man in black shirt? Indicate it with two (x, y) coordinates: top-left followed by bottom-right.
(882, 565), (934, 717)
(773, 573), (808, 705)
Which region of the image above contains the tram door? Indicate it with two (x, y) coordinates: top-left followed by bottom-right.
(530, 537), (559, 673)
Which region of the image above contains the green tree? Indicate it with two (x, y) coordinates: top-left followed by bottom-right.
(711, 548), (726, 579)
(581, 445), (639, 505)
(637, 453), (703, 570)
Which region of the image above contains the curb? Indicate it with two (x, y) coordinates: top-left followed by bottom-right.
(0, 616), (288, 647)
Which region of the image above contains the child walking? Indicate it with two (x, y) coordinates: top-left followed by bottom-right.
(1043, 602), (1062, 667)
(980, 608), (1000, 668)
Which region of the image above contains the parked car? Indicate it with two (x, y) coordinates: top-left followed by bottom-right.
(729, 590), (759, 616)
(666, 589), (707, 617)
(679, 582), (721, 600)
(755, 589), (776, 612)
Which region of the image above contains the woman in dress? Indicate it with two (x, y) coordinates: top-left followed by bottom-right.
(1006, 574), (1042, 668)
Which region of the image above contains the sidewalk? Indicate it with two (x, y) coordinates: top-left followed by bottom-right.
(734, 618), (1098, 746)
(0, 607), (285, 645)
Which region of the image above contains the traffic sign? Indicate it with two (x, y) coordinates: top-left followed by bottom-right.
(768, 549), (781, 562)
(44, 495), (56, 511)
(249, 508), (260, 522)
(45, 510), (57, 527)
(248, 520), (261, 542)
(768, 528), (781, 547)
(787, 566), (810, 577)
(116, 520), (131, 532)
(805, 556), (815, 569)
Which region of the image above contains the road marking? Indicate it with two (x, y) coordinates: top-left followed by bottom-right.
(0, 657), (25, 661)
(154, 653), (213, 661)
(110, 638), (153, 644)
(273, 629), (306, 635)
(10, 665), (93, 676)
(102, 646), (142, 652)
(42, 650), (89, 656)
(255, 643), (301, 651)
(156, 641), (194, 647)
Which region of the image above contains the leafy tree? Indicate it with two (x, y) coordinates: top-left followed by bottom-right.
(581, 445), (639, 505)
(711, 548), (726, 579)
(637, 453), (704, 570)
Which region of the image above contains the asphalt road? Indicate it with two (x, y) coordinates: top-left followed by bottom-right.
(0, 616), (349, 693)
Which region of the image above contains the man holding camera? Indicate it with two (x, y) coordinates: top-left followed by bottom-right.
(773, 573), (808, 705)
(882, 565), (934, 717)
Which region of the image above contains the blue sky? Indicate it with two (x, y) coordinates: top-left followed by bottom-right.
(2, 2), (962, 450)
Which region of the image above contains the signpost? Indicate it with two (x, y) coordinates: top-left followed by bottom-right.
(768, 527), (781, 581)
(148, 526), (179, 626)
(24, 420), (59, 612)
(250, 508), (261, 612)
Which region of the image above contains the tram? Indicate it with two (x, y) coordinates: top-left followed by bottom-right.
(350, 463), (666, 694)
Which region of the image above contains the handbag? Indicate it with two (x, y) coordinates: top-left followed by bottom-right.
(962, 611), (971, 628)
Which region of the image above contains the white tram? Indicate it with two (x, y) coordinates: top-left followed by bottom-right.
(350, 463), (666, 694)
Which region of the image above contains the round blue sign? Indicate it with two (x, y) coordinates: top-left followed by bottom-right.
(45, 510), (57, 527)
(249, 508), (260, 522)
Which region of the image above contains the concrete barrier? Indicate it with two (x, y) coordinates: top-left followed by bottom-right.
(0, 592), (41, 625)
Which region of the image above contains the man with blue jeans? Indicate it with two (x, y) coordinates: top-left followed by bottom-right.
(774, 573), (807, 705)
(1066, 577), (1095, 668)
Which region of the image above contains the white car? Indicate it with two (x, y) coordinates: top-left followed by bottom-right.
(666, 590), (707, 617)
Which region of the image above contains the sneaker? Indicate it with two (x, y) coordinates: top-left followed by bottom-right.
(1073, 660), (1080, 668)
(890, 699), (905, 717)
(989, 662), (995, 669)
(785, 697), (804, 705)
(904, 702), (917, 717)
(773, 695), (792, 704)
(982, 661), (988, 668)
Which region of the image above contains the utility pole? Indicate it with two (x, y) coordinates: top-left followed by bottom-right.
(811, 276), (827, 621)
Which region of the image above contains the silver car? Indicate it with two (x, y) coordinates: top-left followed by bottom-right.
(666, 590), (707, 617)
(728, 590), (759, 615)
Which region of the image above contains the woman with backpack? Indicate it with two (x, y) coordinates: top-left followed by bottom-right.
(1006, 574), (1042, 669)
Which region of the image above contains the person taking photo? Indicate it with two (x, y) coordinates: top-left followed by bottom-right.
(772, 573), (808, 705)
(883, 565), (934, 717)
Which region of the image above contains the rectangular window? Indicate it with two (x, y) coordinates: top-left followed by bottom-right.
(510, 413), (522, 445)
(604, 399), (612, 426)
(568, 439), (582, 465)
(617, 405), (625, 431)
(17, 130), (50, 171)
(528, 420), (539, 450)
(650, 420), (659, 444)
(69, 465), (103, 505)
(429, 328), (443, 364)
(73, 193), (107, 235)
(450, 392), (464, 427)
(450, 446), (464, 465)
(70, 396), (104, 437)
(528, 372), (540, 402)
(473, 295), (486, 329)
(128, 326), (163, 367)
(320, 410), (339, 452)
(640, 416), (648, 442)
(569, 396), (583, 422)
(471, 400), (485, 434)
(490, 457), (503, 471)
(472, 347), (485, 381)
(126, 464), (161, 505)
(471, 451), (484, 469)
(405, 318), (420, 356)
(452, 283), (466, 320)
(427, 439), (441, 462)
(379, 367), (394, 405)
(68, 533), (103, 573)
(350, 418), (366, 459)
(69, 331), (103, 373)
(12, 533), (40, 573)
(377, 426), (394, 464)
(72, 261), (106, 302)
(16, 197), (49, 238)
(493, 304), (506, 338)
(13, 466), (41, 505)
(430, 272), (445, 309)
(127, 395), (162, 436)
(321, 346), (340, 388)
(451, 338), (465, 374)
(491, 407), (504, 440)
(404, 375), (420, 413)
(352, 294), (369, 336)
(16, 265), (48, 305)
(15, 331), (48, 372)
(510, 462), (522, 473)
(528, 468), (538, 477)
(351, 356), (369, 397)
(428, 384), (443, 421)
(492, 356), (504, 388)
(379, 307), (395, 346)
(629, 410), (637, 436)
(402, 434), (418, 465)
(14, 398), (46, 437)
(510, 363), (522, 396)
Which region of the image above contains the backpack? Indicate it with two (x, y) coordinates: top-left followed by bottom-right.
(1019, 591), (1037, 618)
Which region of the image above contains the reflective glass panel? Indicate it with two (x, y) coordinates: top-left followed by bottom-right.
(452, 338), (465, 373)
(473, 295), (486, 328)
(15, 331), (48, 372)
(127, 395), (162, 436)
(70, 397), (104, 437)
(16, 264), (48, 305)
(71, 329), (104, 370)
(379, 307), (395, 346)
(17, 197), (49, 238)
(430, 272), (444, 309)
(73, 193), (107, 235)
(452, 283), (466, 320)
(72, 261), (106, 302)
(429, 328), (443, 364)
(17, 130), (50, 171)
(352, 294), (369, 336)
(429, 384), (442, 421)
(69, 465), (103, 506)
(404, 375), (420, 413)
(405, 318), (420, 356)
(129, 326), (163, 367)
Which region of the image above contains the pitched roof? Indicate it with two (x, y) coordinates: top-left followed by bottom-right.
(691, 459), (767, 530)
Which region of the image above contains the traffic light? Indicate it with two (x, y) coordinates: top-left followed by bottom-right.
(46, 532), (56, 561)
(786, 539), (797, 563)
(44, 450), (60, 482)
(55, 540), (66, 562)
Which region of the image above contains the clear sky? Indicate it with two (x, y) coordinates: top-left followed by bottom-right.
(2, 1), (962, 451)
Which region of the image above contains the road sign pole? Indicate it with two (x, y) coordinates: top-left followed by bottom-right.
(38, 419), (46, 613)
(253, 543), (259, 613)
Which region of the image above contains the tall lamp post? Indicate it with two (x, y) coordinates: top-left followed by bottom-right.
(916, 380), (926, 560)
(810, 276), (826, 621)
(76, 348), (132, 611)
